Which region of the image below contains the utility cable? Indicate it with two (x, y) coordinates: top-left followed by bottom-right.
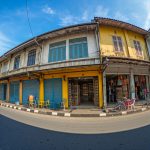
(25, 0), (42, 48)
(25, 0), (34, 37)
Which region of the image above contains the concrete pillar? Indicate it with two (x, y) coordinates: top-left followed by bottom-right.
(103, 71), (107, 107)
(39, 78), (44, 103)
(146, 75), (150, 92)
(66, 40), (69, 60)
(62, 77), (68, 109)
(130, 69), (135, 99)
(6, 81), (10, 102)
(98, 73), (103, 108)
(19, 80), (23, 104)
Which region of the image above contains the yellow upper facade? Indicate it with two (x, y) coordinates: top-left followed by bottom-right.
(99, 22), (149, 61)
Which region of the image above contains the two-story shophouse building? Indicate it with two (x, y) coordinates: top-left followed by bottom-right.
(94, 17), (150, 107)
(0, 23), (103, 108)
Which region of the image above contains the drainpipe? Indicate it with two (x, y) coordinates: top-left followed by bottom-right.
(145, 37), (150, 61)
(95, 22), (101, 64)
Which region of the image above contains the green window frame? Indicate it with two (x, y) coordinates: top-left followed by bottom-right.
(14, 55), (20, 70)
(49, 41), (66, 62)
(69, 37), (88, 59)
(27, 50), (36, 66)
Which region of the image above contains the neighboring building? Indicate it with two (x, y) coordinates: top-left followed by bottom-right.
(0, 18), (150, 108)
(0, 23), (103, 108)
(146, 30), (150, 59)
(94, 17), (150, 106)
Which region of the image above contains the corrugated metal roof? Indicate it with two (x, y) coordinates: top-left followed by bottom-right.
(94, 17), (148, 35)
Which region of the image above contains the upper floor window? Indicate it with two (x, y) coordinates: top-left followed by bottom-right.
(14, 56), (20, 70)
(27, 50), (36, 66)
(133, 40), (142, 55)
(2, 61), (8, 73)
(49, 41), (66, 62)
(112, 36), (123, 52)
(69, 37), (88, 59)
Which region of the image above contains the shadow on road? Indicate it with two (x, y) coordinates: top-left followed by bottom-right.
(0, 114), (150, 150)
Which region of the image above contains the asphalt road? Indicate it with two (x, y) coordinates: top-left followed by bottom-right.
(1, 107), (150, 150)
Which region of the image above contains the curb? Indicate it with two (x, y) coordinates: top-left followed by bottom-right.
(0, 102), (149, 118)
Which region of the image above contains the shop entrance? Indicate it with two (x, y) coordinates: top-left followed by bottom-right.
(68, 77), (99, 106)
(106, 75), (129, 104)
(4, 84), (7, 100)
(134, 75), (147, 100)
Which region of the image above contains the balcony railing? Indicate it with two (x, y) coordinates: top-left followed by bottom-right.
(0, 57), (100, 78)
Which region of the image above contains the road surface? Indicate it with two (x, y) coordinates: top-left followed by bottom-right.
(1, 106), (150, 150)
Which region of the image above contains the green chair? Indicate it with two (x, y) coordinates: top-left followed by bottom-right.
(44, 100), (50, 108)
(38, 101), (44, 108)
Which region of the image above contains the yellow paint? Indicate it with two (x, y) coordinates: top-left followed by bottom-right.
(98, 73), (103, 108)
(6, 81), (10, 102)
(0, 66), (102, 108)
(39, 78), (44, 103)
(44, 67), (100, 79)
(62, 77), (68, 108)
(123, 30), (130, 57)
(19, 80), (23, 104)
(100, 25), (128, 57)
(0, 80), (8, 84)
(99, 25), (149, 61)
(126, 30), (148, 60)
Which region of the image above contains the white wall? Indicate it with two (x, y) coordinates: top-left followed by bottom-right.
(0, 31), (99, 73)
(1, 61), (8, 73)
(41, 31), (99, 64)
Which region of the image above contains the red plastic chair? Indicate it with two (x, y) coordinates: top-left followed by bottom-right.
(124, 99), (135, 110)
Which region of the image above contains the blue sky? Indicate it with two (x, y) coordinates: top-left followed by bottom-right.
(0, 0), (150, 56)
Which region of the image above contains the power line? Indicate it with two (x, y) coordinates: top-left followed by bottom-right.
(25, 0), (34, 37)
(25, 0), (42, 49)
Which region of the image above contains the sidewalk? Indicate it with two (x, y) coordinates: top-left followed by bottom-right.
(0, 100), (149, 117)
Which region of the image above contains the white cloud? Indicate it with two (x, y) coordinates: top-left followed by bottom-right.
(94, 5), (109, 17)
(59, 5), (109, 26)
(113, 11), (129, 22)
(0, 31), (15, 56)
(144, 1), (150, 29)
(131, 13), (140, 20)
(82, 10), (89, 21)
(42, 5), (55, 15)
(60, 15), (79, 26)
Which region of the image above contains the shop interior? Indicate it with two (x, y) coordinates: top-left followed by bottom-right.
(134, 75), (147, 100)
(106, 75), (129, 104)
(68, 77), (99, 106)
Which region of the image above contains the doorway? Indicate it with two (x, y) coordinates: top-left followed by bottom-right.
(79, 79), (94, 105)
(68, 77), (99, 106)
(3, 84), (7, 100)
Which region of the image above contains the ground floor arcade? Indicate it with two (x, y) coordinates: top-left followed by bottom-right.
(0, 60), (150, 109)
(0, 66), (103, 108)
(103, 58), (150, 106)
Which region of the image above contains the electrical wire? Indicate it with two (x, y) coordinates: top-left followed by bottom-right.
(25, 0), (42, 49)
(25, 0), (34, 37)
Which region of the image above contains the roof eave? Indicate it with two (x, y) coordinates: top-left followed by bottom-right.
(0, 22), (97, 62)
(94, 17), (148, 35)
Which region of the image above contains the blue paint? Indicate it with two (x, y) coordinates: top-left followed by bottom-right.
(22, 80), (39, 105)
(44, 78), (62, 109)
(0, 84), (3, 100)
(10, 81), (19, 103)
(49, 41), (66, 63)
(69, 37), (88, 59)
(0, 83), (7, 101)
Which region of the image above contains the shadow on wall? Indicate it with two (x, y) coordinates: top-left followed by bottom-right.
(0, 114), (150, 150)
